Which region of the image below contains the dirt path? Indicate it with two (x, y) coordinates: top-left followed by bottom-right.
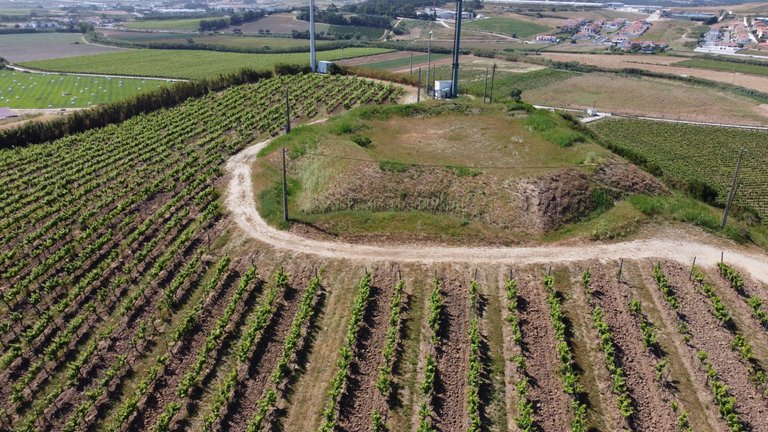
(224, 138), (768, 283)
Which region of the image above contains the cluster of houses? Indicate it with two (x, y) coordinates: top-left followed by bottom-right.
(547, 17), (658, 51)
(416, 7), (473, 21)
(695, 22), (755, 54)
(558, 17), (650, 41)
(753, 19), (768, 39)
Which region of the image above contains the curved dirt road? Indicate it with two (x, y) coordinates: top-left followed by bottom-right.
(225, 138), (768, 284)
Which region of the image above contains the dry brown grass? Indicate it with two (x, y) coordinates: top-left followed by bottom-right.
(540, 52), (768, 94)
(525, 72), (768, 125)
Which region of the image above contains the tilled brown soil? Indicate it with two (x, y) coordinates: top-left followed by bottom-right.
(588, 267), (678, 431)
(654, 262), (768, 431)
(516, 271), (571, 431)
(336, 270), (399, 432)
(217, 265), (316, 432)
(432, 274), (470, 432)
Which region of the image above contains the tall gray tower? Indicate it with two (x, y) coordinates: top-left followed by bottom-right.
(450, 0), (463, 98)
(309, 0), (317, 72)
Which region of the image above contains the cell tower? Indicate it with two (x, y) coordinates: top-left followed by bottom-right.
(450, 0), (464, 98)
(309, 0), (317, 72)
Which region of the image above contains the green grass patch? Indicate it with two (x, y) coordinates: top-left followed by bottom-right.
(463, 17), (550, 38)
(677, 58), (768, 77)
(124, 18), (206, 31)
(430, 66), (576, 100)
(0, 69), (167, 108)
(628, 194), (768, 247)
(21, 47), (392, 79)
(525, 110), (586, 147)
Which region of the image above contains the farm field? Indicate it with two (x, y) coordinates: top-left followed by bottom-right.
(2, 55), (768, 432)
(19, 47), (391, 79)
(361, 52), (451, 70)
(537, 52), (768, 94)
(0, 33), (123, 63)
(122, 18), (205, 31)
(591, 118), (768, 219)
(238, 13), (329, 34)
(463, 16), (550, 38)
(0, 70), (167, 108)
(98, 31), (337, 50)
(524, 72), (768, 126)
(677, 57), (768, 77)
(0, 73), (403, 432)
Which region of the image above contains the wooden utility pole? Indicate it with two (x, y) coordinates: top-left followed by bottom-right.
(284, 87), (291, 134)
(410, 52), (413, 74)
(417, 67), (422, 103)
(483, 67), (489, 103)
(721, 147), (745, 228)
(489, 63), (497, 103)
(282, 148), (289, 223)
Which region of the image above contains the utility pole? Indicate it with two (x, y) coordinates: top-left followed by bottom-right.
(721, 147), (745, 228)
(426, 31), (433, 98)
(417, 67), (422, 103)
(489, 62), (497, 103)
(450, 0), (464, 98)
(483, 67), (489, 103)
(410, 52), (413, 74)
(282, 148), (289, 223)
(309, 0), (316, 72)
(284, 87), (291, 134)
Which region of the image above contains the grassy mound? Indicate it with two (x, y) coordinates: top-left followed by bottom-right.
(254, 101), (676, 245)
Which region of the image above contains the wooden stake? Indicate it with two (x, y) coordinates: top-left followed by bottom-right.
(689, 256), (697, 281)
(282, 148), (288, 223)
(618, 259), (624, 283)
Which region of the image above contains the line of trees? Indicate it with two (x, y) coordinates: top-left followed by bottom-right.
(297, 7), (391, 29)
(199, 9), (265, 31)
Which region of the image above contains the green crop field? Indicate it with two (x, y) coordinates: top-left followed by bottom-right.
(0, 70), (167, 108)
(591, 118), (768, 219)
(123, 18), (206, 31)
(20, 48), (391, 79)
(677, 58), (768, 77)
(365, 53), (450, 70)
(102, 31), (335, 50)
(463, 17), (550, 38)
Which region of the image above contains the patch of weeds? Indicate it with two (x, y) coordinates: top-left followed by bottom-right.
(258, 178), (300, 229)
(329, 117), (366, 135)
(525, 110), (586, 147)
(352, 135), (372, 147)
(379, 160), (411, 173)
(446, 165), (481, 177)
(591, 188), (615, 214)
